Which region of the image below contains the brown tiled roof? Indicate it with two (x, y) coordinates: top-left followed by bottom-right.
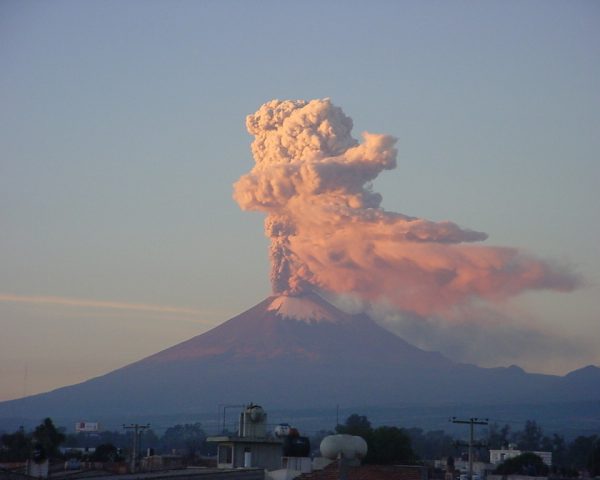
(297, 461), (425, 480)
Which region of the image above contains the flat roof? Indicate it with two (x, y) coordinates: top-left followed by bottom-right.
(207, 435), (282, 445)
(63, 466), (264, 480)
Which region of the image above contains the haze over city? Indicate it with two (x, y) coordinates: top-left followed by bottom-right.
(1, 0), (599, 402)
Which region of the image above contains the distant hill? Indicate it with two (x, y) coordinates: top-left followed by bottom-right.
(1, 293), (598, 431)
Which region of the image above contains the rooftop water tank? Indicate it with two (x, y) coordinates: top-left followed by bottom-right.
(239, 403), (267, 438)
(320, 434), (367, 460)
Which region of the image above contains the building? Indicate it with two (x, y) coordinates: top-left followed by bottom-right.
(207, 404), (283, 471)
(209, 436), (283, 471)
(489, 448), (552, 467)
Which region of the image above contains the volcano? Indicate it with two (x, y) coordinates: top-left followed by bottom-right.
(0, 294), (598, 422)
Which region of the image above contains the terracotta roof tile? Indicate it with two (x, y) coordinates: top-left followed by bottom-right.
(297, 461), (426, 480)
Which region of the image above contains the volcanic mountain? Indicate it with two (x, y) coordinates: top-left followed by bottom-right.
(1, 293), (599, 421)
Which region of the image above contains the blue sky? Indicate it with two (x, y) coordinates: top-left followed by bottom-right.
(1, 0), (599, 401)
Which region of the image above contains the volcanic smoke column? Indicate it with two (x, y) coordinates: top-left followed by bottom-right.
(233, 99), (578, 316)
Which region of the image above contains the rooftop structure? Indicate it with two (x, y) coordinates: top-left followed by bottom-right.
(207, 404), (283, 471)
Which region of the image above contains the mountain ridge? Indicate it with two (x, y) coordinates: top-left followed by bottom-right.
(0, 294), (598, 424)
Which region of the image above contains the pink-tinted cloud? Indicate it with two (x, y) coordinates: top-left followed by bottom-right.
(234, 99), (579, 317)
(0, 293), (203, 316)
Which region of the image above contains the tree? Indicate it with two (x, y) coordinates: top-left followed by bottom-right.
(32, 418), (65, 460)
(91, 443), (121, 462)
(567, 435), (597, 472)
(515, 420), (543, 451)
(407, 428), (454, 460)
(495, 452), (549, 476)
(367, 426), (418, 465)
(160, 423), (206, 458)
(0, 428), (31, 462)
(335, 414), (418, 465)
(487, 423), (511, 449)
(335, 414), (372, 439)
(549, 433), (567, 469)
(587, 437), (600, 476)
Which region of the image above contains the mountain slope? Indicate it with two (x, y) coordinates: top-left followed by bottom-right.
(0, 294), (598, 421)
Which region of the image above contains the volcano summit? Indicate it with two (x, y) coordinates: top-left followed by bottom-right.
(0, 293), (598, 424)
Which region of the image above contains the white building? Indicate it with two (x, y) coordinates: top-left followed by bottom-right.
(207, 404), (283, 471)
(490, 448), (552, 467)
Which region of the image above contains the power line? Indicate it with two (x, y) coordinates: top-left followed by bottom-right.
(451, 417), (489, 480)
(122, 423), (150, 473)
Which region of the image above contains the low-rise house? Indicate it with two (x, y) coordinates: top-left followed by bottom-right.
(208, 404), (283, 471)
(209, 435), (283, 471)
(489, 448), (551, 467)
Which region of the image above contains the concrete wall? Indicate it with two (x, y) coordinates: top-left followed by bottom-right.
(232, 444), (281, 471)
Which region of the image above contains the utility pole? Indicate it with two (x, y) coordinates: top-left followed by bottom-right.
(450, 417), (488, 480)
(122, 423), (150, 473)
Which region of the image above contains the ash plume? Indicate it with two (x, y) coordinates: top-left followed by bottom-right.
(234, 99), (579, 317)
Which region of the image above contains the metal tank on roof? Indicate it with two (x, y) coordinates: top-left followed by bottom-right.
(320, 434), (368, 460)
(239, 403), (267, 438)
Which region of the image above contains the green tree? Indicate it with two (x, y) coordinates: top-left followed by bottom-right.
(494, 452), (549, 476)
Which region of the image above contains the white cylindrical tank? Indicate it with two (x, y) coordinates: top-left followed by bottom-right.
(351, 435), (368, 458)
(244, 451), (252, 468)
(320, 434), (368, 460)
